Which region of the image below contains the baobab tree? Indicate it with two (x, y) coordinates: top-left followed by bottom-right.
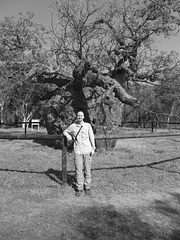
(1, 1), (180, 134)
(34, 0), (180, 134)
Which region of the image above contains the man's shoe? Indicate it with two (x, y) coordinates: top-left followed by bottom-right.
(85, 189), (90, 195)
(75, 190), (83, 197)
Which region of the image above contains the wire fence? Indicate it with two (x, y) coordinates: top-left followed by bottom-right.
(122, 121), (180, 132)
(1, 119), (180, 134)
(1, 120), (180, 184)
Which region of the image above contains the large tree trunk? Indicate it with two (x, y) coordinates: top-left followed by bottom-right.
(36, 60), (139, 134)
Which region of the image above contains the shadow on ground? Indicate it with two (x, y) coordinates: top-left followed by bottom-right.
(0, 193), (180, 240)
(0, 171), (179, 239)
(0, 204), (161, 240)
(153, 192), (180, 240)
(46, 168), (76, 189)
(62, 202), (180, 240)
(67, 205), (155, 240)
(0, 167), (76, 189)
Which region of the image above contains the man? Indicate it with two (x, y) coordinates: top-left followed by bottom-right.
(63, 111), (96, 197)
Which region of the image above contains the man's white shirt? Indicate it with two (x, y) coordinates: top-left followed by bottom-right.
(63, 122), (95, 154)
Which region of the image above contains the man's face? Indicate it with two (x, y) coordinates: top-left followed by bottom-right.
(77, 112), (84, 123)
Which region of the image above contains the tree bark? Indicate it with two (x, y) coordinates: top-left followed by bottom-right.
(36, 60), (139, 134)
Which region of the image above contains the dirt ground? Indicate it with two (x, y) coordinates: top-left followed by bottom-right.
(0, 127), (180, 240)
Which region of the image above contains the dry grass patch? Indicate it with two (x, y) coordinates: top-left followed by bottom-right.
(0, 128), (180, 239)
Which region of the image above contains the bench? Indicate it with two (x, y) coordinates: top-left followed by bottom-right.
(31, 119), (40, 131)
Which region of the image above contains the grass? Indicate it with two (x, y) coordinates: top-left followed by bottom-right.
(0, 127), (180, 239)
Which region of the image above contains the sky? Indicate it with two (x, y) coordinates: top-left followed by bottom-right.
(0, 0), (53, 27)
(0, 0), (180, 55)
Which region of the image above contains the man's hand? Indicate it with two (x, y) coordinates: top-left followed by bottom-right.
(66, 135), (73, 142)
(63, 133), (72, 142)
(90, 147), (95, 156)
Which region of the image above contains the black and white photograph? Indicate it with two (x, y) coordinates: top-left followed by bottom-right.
(0, 0), (180, 239)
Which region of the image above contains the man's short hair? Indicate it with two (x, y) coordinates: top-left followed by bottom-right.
(77, 111), (84, 117)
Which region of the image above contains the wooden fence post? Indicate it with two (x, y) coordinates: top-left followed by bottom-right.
(62, 136), (67, 184)
(25, 122), (27, 135)
(151, 121), (154, 133)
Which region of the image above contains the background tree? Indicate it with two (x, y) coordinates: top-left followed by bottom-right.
(123, 50), (180, 127)
(0, 12), (48, 124)
(152, 51), (180, 123)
